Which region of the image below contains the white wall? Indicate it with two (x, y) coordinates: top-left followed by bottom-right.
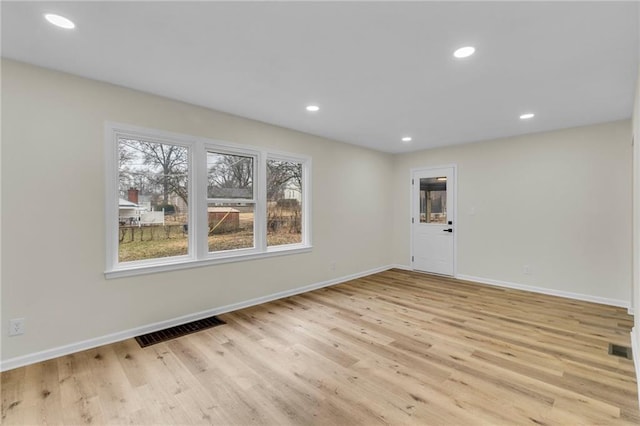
(392, 121), (633, 306)
(0, 60), (394, 364)
(2, 59), (635, 369)
(632, 66), (640, 391)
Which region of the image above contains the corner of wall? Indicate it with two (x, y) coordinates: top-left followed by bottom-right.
(631, 46), (640, 403)
(632, 328), (640, 408)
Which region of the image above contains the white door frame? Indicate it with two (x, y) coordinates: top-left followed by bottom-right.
(410, 164), (458, 277)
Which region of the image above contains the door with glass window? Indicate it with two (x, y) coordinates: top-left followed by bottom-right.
(412, 166), (455, 275)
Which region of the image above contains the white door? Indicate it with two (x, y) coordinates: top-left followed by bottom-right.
(412, 166), (455, 275)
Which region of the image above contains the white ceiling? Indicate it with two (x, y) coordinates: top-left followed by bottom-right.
(2, 1), (638, 153)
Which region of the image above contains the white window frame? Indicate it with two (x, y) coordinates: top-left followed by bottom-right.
(266, 153), (310, 251)
(204, 145), (260, 257)
(105, 122), (312, 279)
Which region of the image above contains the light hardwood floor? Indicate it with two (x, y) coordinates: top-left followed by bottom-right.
(2, 269), (638, 425)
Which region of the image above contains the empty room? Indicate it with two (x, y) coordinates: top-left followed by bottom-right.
(2, 1), (640, 424)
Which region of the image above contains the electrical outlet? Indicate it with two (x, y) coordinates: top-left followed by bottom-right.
(523, 265), (531, 275)
(9, 318), (25, 336)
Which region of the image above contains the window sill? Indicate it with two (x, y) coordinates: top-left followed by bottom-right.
(104, 245), (312, 279)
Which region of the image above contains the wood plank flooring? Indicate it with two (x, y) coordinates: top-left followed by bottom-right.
(2, 269), (638, 424)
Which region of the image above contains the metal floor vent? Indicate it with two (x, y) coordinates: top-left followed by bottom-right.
(135, 315), (226, 348)
(608, 343), (633, 360)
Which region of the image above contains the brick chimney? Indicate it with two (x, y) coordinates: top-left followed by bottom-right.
(127, 188), (139, 205)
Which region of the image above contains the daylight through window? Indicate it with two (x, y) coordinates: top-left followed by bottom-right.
(207, 152), (256, 253)
(267, 159), (303, 246)
(118, 138), (189, 262)
(106, 124), (311, 277)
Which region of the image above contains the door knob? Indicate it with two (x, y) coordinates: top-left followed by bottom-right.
(443, 228), (453, 233)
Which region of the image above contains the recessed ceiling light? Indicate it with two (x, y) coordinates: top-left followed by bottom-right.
(44, 13), (75, 29)
(520, 113), (535, 120)
(453, 46), (475, 59)
(401, 136), (412, 142)
(306, 105), (319, 112)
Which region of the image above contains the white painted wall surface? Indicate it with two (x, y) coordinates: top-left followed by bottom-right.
(632, 67), (640, 398)
(392, 121), (633, 306)
(0, 60), (393, 363)
(1, 58), (635, 369)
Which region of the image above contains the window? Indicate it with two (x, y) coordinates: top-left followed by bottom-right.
(105, 123), (311, 278)
(207, 151), (256, 253)
(419, 177), (447, 224)
(267, 158), (303, 247)
(117, 138), (190, 262)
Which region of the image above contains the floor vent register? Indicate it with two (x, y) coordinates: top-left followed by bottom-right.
(135, 315), (226, 348)
(608, 343), (633, 360)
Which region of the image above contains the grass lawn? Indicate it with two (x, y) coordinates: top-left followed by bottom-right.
(119, 226), (301, 262)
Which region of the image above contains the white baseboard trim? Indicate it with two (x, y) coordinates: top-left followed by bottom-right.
(632, 328), (640, 409)
(389, 263), (412, 271)
(456, 274), (629, 308)
(0, 265), (393, 372)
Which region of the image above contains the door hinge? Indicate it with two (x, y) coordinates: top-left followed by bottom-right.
(412, 178), (414, 185)
(411, 256), (414, 262)
(412, 217), (414, 224)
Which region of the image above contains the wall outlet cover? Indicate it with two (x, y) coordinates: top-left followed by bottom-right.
(9, 318), (25, 336)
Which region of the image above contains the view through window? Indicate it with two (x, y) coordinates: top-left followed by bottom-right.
(108, 124), (311, 276)
(207, 152), (255, 252)
(267, 159), (303, 246)
(419, 177), (447, 223)
(118, 138), (189, 262)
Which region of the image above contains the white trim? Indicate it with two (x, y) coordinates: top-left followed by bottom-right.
(105, 245), (313, 279)
(257, 152), (267, 252)
(389, 263), (412, 271)
(631, 328), (640, 409)
(1, 265), (393, 372)
(409, 164), (458, 276)
(267, 153), (312, 248)
(457, 274), (629, 308)
(408, 170), (413, 266)
(104, 122), (312, 277)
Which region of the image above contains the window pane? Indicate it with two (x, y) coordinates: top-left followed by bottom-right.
(419, 177), (447, 224)
(208, 203), (254, 252)
(118, 138), (189, 262)
(207, 152), (253, 199)
(267, 159), (303, 246)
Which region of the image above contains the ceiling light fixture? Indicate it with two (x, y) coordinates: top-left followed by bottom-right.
(401, 136), (412, 142)
(306, 105), (319, 112)
(453, 46), (475, 59)
(44, 13), (75, 29)
(520, 113), (535, 120)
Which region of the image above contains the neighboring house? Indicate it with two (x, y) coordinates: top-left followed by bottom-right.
(118, 198), (144, 225)
(119, 198), (166, 226)
(283, 182), (302, 203)
(168, 194), (188, 214)
(137, 194), (152, 212)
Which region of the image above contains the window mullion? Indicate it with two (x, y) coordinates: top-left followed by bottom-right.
(105, 130), (119, 272)
(194, 142), (208, 259)
(303, 158), (311, 246)
(256, 152), (267, 252)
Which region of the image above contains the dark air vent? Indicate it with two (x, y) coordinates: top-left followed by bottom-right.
(608, 343), (633, 360)
(135, 315), (226, 347)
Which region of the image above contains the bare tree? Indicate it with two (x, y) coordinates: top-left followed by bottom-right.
(267, 160), (301, 201)
(119, 138), (188, 205)
(207, 153), (253, 198)
(207, 155), (301, 201)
